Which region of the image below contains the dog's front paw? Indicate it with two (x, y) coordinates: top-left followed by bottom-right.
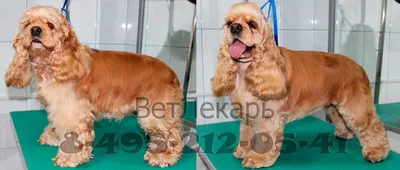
(144, 150), (182, 168)
(233, 145), (250, 159)
(242, 156), (273, 169)
(53, 146), (93, 168)
(242, 151), (278, 169)
(38, 131), (60, 146)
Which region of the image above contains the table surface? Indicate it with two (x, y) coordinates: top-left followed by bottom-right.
(197, 103), (400, 170)
(10, 110), (196, 170)
(376, 102), (400, 130)
(9, 102), (400, 170)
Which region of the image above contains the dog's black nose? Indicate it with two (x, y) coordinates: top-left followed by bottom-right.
(31, 26), (42, 36)
(230, 23), (243, 34)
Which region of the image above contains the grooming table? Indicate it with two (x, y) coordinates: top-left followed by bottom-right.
(376, 102), (400, 134)
(197, 116), (400, 170)
(10, 108), (196, 170)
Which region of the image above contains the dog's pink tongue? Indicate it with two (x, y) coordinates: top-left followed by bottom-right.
(229, 40), (246, 59)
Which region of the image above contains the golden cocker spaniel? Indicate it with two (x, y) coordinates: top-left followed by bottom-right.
(211, 2), (389, 168)
(5, 6), (183, 168)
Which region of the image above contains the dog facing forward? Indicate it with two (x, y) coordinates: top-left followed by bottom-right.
(211, 2), (389, 168)
(5, 6), (183, 168)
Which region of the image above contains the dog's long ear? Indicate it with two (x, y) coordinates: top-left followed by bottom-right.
(245, 16), (289, 100)
(51, 19), (91, 83)
(5, 33), (32, 88)
(211, 42), (238, 97)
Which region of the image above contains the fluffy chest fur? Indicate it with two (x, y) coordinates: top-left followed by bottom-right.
(36, 78), (91, 111)
(230, 62), (284, 122)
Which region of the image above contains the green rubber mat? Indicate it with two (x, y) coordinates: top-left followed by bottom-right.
(10, 110), (196, 170)
(376, 102), (400, 129)
(198, 116), (400, 170)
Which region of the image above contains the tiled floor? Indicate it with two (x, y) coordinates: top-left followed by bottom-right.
(0, 114), (24, 170)
(0, 148), (24, 170)
(1, 113), (400, 170)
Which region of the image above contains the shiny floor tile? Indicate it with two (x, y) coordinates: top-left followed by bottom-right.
(0, 148), (24, 170)
(0, 114), (17, 149)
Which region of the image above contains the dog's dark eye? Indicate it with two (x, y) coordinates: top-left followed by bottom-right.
(247, 21), (257, 29)
(47, 22), (55, 30)
(226, 21), (233, 27)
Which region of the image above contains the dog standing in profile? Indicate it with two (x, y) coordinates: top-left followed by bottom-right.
(5, 6), (183, 168)
(211, 2), (389, 168)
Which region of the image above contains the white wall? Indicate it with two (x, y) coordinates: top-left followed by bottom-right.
(336, 0), (400, 104)
(140, 0), (196, 92)
(0, 0), (196, 114)
(196, 0), (400, 125)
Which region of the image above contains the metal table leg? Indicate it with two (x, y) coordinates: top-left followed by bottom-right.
(374, 0), (388, 104)
(136, 0), (146, 54)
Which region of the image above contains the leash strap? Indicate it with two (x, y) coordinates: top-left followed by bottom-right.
(60, 0), (100, 53)
(61, 0), (71, 23)
(91, 48), (100, 53)
(260, 0), (279, 46)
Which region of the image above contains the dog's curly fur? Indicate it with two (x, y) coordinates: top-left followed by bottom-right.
(212, 2), (390, 168)
(5, 6), (184, 168)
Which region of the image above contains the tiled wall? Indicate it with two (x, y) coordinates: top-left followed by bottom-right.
(336, 0), (400, 104)
(196, 0), (400, 125)
(0, 0), (196, 114)
(142, 0), (196, 94)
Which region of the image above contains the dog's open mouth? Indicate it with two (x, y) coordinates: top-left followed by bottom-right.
(31, 38), (42, 44)
(30, 38), (44, 49)
(229, 39), (254, 60)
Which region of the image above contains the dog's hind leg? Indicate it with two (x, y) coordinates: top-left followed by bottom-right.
(324, 105), (354, 139)
(336, 92), (389, 163)
(137, 93), (184, 168)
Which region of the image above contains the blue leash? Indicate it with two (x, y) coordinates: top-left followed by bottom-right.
(60, 0), (100, 53)
(61, 0), (71, 23)
(260, 0), (279, 46)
